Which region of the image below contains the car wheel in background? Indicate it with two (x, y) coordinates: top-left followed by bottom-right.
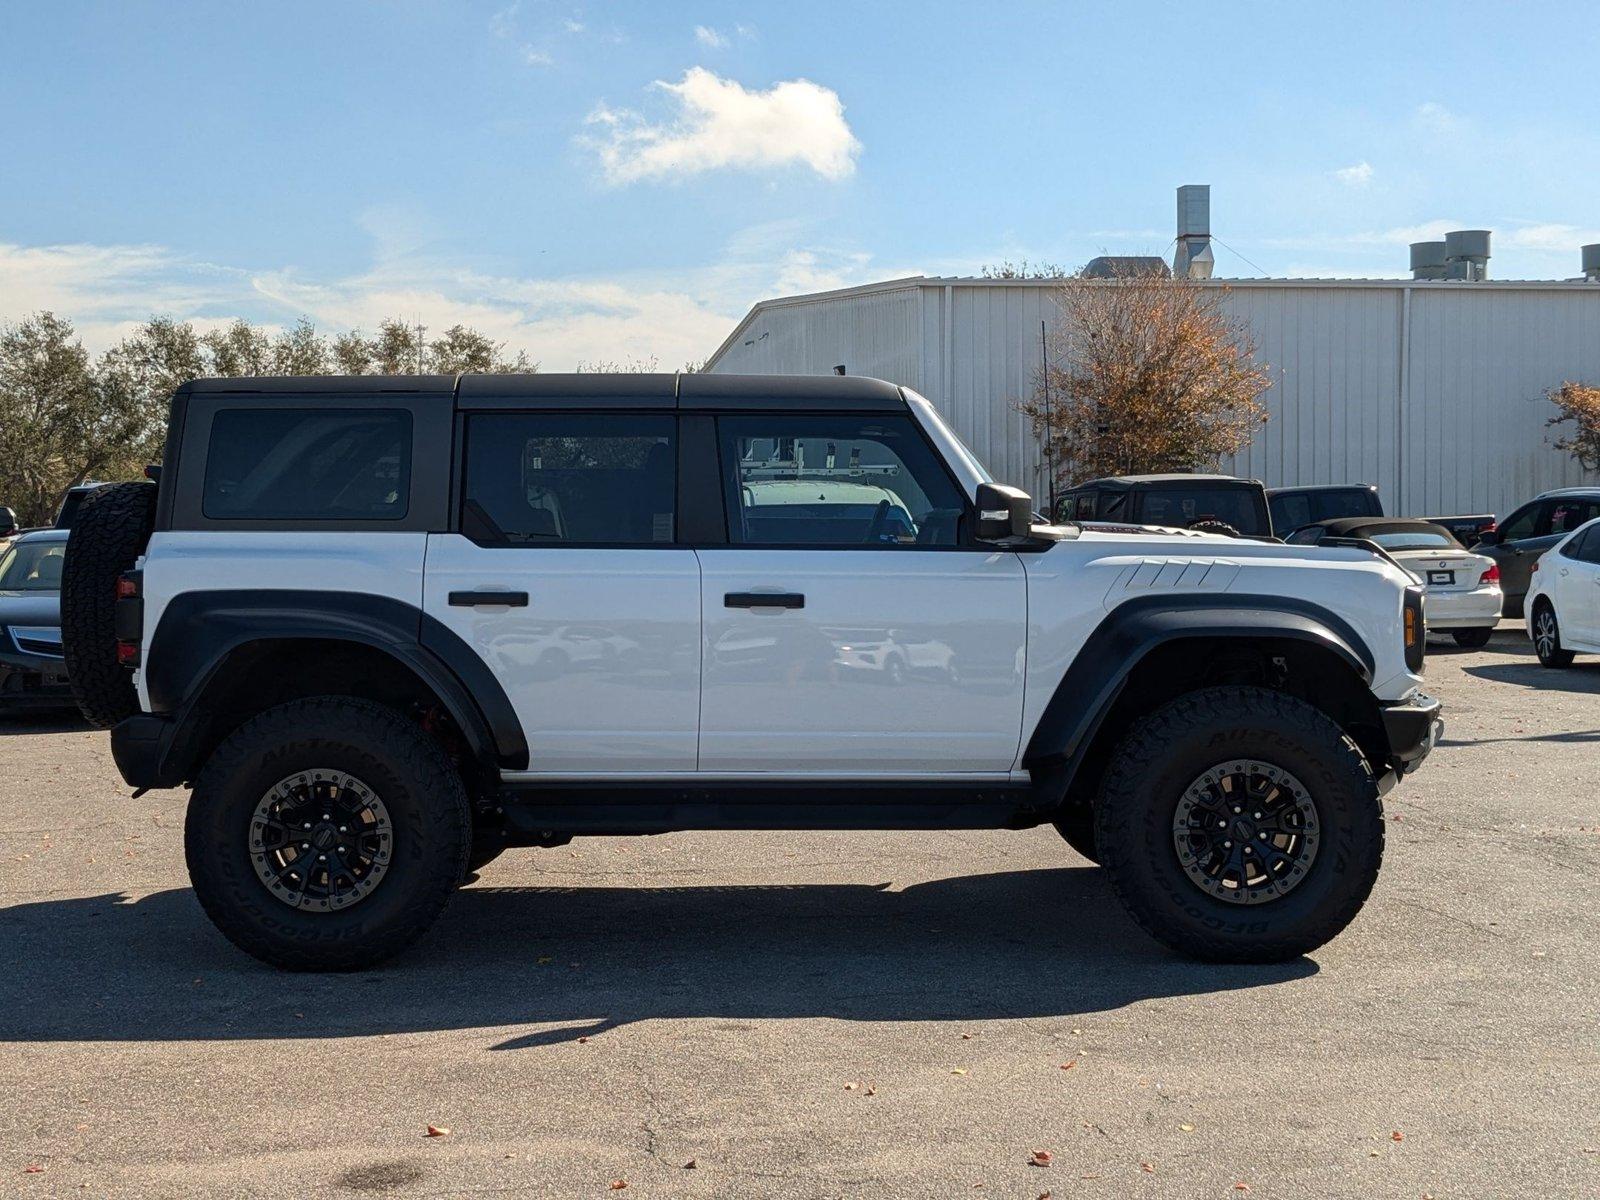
(60, 481), (157, 728)
(1531, 602), (1576, 668)
(1451, 627), (1494, 649)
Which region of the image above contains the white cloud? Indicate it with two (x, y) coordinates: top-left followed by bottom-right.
(563, 18), (585, 33)
(1415, 101), (1463, 134)
(0, 216), (894, 368)
(584, 67), (861, 184)
(1499, 222), (1600, 252)
(521, 45), (553, 66)
(1333, 161), (1374, 187)
(694, 25), (729, 49)
(489, 2), (520, 39)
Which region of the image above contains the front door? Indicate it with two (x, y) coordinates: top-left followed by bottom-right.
(696, 412), (1027, 775)
(423, 411), (700, 773)
(1553, 525), (1600, 646)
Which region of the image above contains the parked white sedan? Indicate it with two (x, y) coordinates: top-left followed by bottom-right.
(1287, 517), (1502, 647)
(1524, 516), (1600, 667)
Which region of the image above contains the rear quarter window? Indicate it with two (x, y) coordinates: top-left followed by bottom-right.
(202, 409), (411, 521)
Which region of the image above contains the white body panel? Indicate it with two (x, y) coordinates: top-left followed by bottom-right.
(1387, 548), (1501, 629)
(696, 549), (1027, 774)
(421, 535), (701, 773)
(133, 531), (428, 710)
(1525, 521), (1600, 649)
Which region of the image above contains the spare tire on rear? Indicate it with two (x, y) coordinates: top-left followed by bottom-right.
(61, 481), (157, 728)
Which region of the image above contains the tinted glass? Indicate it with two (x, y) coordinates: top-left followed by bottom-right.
(1286, 527), (1324, 545)
(1497, 503), (1544, 542)
(464, 413), (675, 544)
(0, 541), (65, 591)
(1582, 528), (1600, 565)
(1139, 487), (1266, 534)
(1269, 493), (1312, 533)
(203, 409), (410, 520)
(719, 414), (965, 546)
(1548, 499), (1600, 536)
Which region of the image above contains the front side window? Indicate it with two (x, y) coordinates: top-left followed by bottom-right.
(719, 415), (965, 547)
(1497, 503), (1544, 542)
(463, 413), (675, 544)
(203, 409), (410, 520)
(0, 541), (65, 591)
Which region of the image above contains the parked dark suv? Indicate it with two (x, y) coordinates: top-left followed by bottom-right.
(1055, 474), (1273, 538)
(1477, 488), (1600, 618)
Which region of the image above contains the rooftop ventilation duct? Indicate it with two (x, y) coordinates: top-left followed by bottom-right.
(1584, 244), (1600, 281)
(1173, 184), (1214, 280)
(1444, 229), (1491, 281)
(1410, 241), (1448, 280)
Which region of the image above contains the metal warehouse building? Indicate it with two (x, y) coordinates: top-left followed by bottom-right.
(705, 211), (1600, 520)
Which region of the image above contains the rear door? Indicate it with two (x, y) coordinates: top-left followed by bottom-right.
(423, 404), (701, 774)
(695, 410), (1027, 776)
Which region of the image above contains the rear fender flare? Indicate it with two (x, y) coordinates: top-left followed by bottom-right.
(145, 590), (529, 777)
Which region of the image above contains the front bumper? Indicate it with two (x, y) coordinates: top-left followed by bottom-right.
(0, 646), (74, 710)
(1380, 692), (1443, 780)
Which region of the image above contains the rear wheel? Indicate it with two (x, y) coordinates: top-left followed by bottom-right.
(60, 481), (156, 728)
(1095, 686), (1383, 963)
(1532, 602), (1575, 668)
(185, 697), (471, 970)
(1451, 627), (1494, 649)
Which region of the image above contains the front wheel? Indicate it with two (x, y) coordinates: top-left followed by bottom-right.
(1095, 686), (1383, 963)
(185, 697), (471, 971)
(1451, 627), (1494, 649)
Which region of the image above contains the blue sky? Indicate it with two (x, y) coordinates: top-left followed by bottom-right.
(3, 0), (1598, 367)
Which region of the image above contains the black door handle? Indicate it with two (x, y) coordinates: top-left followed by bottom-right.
(725, 591), (805, 610)
(449, 590), (529, 607)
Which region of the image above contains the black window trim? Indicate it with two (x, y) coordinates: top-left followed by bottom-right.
(455, 408), (686, 550)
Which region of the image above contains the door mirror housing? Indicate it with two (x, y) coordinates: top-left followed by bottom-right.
(0, 506), (16, 539)
(973, 483), (1034, 542)
(1474, 529), (1500, 547)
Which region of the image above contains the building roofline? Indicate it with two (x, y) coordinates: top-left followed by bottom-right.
(705, 273), (1600, 369)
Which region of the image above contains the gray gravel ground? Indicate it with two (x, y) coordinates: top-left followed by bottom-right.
(2, 626), (1597, 1198)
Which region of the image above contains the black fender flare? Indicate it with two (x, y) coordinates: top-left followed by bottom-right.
(1022, 593), (1376, 773)
(144, 590), (529, 779)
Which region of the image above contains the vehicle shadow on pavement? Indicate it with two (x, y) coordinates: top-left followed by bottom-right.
(0, 868), (1316, 1047)
(0, 711), (91, 736)
(1463, 661), (1600, 695)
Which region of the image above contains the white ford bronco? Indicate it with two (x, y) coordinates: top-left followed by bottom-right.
(61, 373), (1441, 971)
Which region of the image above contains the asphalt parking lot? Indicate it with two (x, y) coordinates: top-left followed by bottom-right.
(2, 627), (1597, 1199)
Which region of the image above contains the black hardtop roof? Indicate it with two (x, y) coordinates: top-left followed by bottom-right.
(1313, 517), (1458, 539)
(1267, 483), (1380, 496)
(1072, 473), (1264, 490)
(179, 372), (907, 410)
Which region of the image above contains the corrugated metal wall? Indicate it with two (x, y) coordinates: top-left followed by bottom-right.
(709, 279), (1600, 519)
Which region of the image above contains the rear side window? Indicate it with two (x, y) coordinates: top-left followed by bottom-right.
(463, 413), (675, 544)
(1549, 499), (1600, 536)
(203, 409), (410, 520)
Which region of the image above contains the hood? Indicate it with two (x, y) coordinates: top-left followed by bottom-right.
(0, 590), (61, 628)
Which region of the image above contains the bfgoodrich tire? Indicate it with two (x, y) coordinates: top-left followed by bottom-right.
(184, 697), (471, 971)
(60, 481), (156, 728)
(1095, 686), (1383, 963)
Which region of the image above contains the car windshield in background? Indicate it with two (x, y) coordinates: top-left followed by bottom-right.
(1368, 530), (1460, 551)
(1141, 488), (1263, 532)
(0, 541), (65, 591)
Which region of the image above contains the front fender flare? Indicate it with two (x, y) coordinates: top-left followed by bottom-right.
(1023, 593), (1376, 772)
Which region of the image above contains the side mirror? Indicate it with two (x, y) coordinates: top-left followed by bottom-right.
(1475, 529), (1500, 547)
(0, 506), (16, 539)
(974, 483), (1034, 542)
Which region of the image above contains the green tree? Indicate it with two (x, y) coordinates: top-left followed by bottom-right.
(201, 319), (272, 377)
(0, 313), (153, 525)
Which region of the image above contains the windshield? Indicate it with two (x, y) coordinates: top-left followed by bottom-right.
(1140, 488), (1268, 535)
(0, 541), (66, 591)
(1270, 488), (1378, 531)
(1369, 530), (1460, 551)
